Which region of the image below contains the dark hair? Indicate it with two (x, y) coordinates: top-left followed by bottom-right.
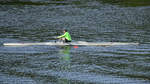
(64, 29), (67, 32)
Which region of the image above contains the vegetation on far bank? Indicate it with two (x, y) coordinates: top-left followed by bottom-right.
(0, 0), (150, 7)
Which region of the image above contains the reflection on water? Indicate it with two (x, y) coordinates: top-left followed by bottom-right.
(59, 46), (71, 71)
(99, 0), (150, 7)
(0, 0), (150, 7)
(58, 46), (71, 84)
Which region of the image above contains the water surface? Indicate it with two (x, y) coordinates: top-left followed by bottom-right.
(0, 0), (150, 84)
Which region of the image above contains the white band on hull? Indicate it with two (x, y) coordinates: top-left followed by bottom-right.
(3, 41), (139, 46)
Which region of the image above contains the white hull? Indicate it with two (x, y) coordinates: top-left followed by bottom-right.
(3, 41), (139, 46)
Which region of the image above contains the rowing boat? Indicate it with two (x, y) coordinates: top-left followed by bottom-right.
(3, 41), (139, 46)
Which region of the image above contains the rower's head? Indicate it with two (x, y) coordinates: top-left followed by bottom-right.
(63, 29), (67, 33)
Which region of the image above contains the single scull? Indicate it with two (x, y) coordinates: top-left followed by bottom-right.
(3, 41), (139, 46)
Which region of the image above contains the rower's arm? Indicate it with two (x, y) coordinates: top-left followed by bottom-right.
(57, 33), (66, 38)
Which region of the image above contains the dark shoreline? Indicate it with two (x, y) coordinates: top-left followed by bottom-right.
(0, 0), (150, 7)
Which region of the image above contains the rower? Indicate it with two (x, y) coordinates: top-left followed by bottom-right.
(57, 29), (72, 42)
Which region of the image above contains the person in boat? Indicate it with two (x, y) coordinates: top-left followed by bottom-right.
(57, 29), (72, 42)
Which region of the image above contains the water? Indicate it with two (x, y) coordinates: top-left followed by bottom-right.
(0, 0), (150, 84)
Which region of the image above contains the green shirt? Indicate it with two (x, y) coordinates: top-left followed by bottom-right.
(58, 32), (71, 41)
